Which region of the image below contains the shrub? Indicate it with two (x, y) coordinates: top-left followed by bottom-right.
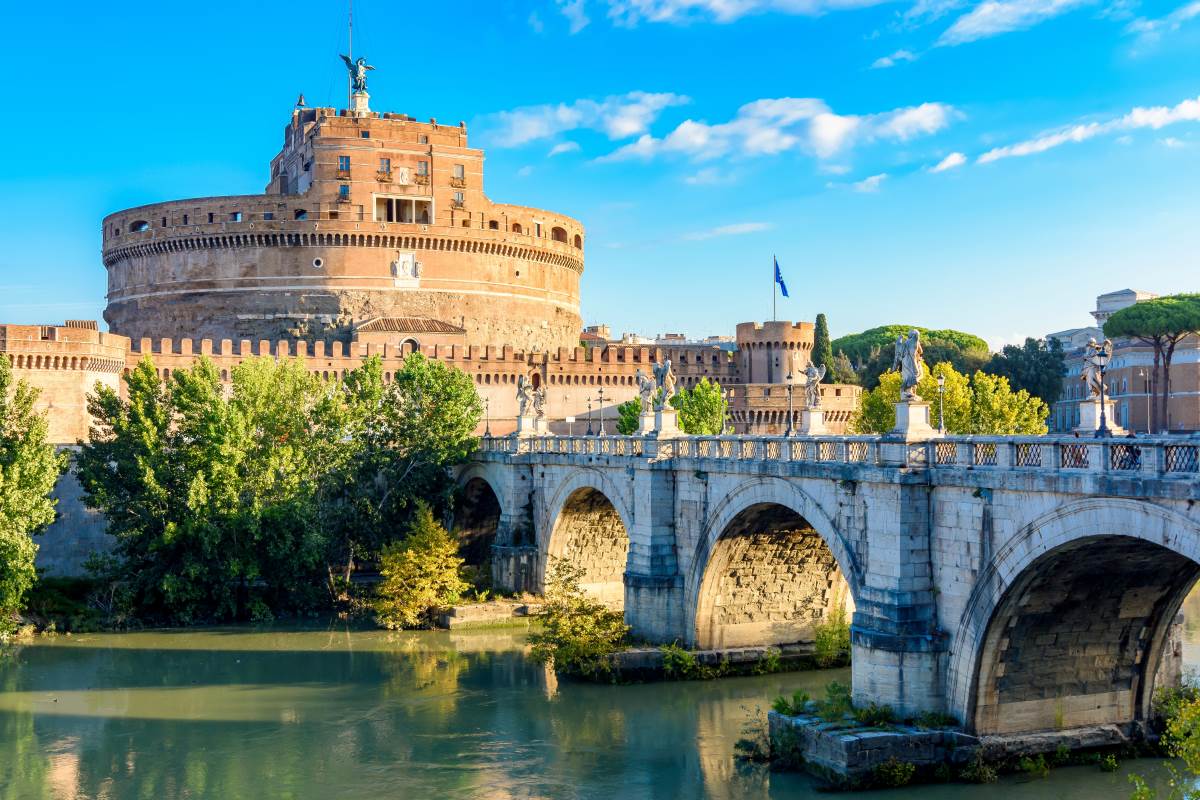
(813, 605), (851, 668)
(874, 757), (916, 787)
(753, 648), (782, 675)
(661, 642), (699, 680)
(816, 681), (854, 722)
(959, 751), (998, 784)
(912, 711), (959, 730)
(1098, 753), (1119, 772)
(772, 690), (811, 716)
(854, 702), (897, 727)
(1019, 753), (1050, 778)
(374, 503), (469, 629)
(529, 558), (629, 680)
(1052, 742), (1071, 766)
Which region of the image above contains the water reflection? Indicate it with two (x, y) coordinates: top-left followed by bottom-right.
(0, 622), (1187, 799)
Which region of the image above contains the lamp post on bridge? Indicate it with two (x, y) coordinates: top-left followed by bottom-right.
(597, 387), (607, 436)
(484, 397), (491, 437)
(586, 396), (594, 436)
(723, 388), (733, 435)
(785, 371), (795, 436)
(937, 373), (946, 435)
(1088, 338), (1114, 438)
(1138, 369), (1149, 434)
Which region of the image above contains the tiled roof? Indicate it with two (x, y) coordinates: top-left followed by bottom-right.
(355, 317), (465, 334)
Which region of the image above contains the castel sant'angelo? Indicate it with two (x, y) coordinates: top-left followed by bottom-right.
(1, 60), (859, 445)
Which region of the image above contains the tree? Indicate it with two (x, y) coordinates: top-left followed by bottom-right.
(812, 314), (834, 380)
(1104, 294), (1200, 433)
(832, 325), (990, 389)
(616, 399), (641, 435)
(0, 355), (67, 626)
(983, 337), (1066, 407)
(672, 378), (727, 435)
(529, 558), (629, 680)
(829, 351), (859, 385)
(374, 502), (469, 629)
(851, 362), (1047, 435)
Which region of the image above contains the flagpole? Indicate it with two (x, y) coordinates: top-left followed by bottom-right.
(772, 255), (776, 322)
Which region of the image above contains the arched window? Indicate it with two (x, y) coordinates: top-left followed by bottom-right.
(512, 223), (523, 234)
(130, 220), (150, 232)
(489, 220), (499, 230)
(294, 209), (309, 220)
(551, 226), (568, 243)
(574, 234), (582, 248)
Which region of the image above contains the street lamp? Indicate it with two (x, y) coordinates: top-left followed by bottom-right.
(597, 387), (607, 436)
(1088, 339), (1114, 438)
(1138, 369), (1148, 434)
(723, 388), (733, 435)
(937, 373), (946, 434)
(484, 396), (491, 437)
(565, 393), (573, 436)
(785, 372), (795, 436)
(586, 396), (594, 436)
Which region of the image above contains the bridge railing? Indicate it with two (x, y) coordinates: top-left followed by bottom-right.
(477, 433), (1200, 479)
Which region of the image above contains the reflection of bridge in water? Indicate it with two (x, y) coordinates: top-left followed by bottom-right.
(455, 432), (1200, 738)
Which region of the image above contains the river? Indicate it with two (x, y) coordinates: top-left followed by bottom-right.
(0, 614), (1195, 799)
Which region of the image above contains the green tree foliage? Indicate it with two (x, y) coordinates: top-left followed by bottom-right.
(1104, 294), (1200, 433)
(615, 379), (728, 436)
(672, 378), (727, 435)
(829, 351), (859, 385)
(852, 362), (1048, 435)
(616, 399), (641, 435)
(0, 355), (67, 626)
(76, 353), (481, 624)
(812, 314), (834, 379)
(832, 325), (990, 389)
(983, 337), (1066, 407)
(529, 558), (629, 680)
(374, 502), (469, 629)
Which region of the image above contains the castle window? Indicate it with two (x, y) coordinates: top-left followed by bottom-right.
(161, 217), (167, 227)
(338, 155), (351, 172)
(574, 234), (582, 248)
(360, 131), (370, 139)
(453, 191), (464, 205)
(489, 220), (499, 230)
(231, 212), (242, 222)
(453, 164), (465, 179)
(379, 157), (391, 174)
(130, 220), (149, 232)
(294, 209), (308, 220)
(551, 226), (567, 243)
(328, 211), (339, 219)
(183, 214), (188, 225)
(208, 213), (215, 223)
(417, 160), (429, 176)
(535, 222), (543, 238)
(263, 212), (274, 221)
(338, 184), (351, 200)
(512, 223), (522, 234)
(462, 219), (470, 227)
(419, 135), (429, 144)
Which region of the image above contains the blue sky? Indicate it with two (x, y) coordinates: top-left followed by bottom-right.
(0, 0), (1197, 347)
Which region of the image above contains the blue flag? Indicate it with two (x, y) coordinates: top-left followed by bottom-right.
(774, 257), (789, 298)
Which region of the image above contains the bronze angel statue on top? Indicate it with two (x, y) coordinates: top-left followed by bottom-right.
(340, 55), (375, 94)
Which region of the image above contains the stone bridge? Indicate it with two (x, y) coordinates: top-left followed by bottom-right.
(454, 432), (1200, 738)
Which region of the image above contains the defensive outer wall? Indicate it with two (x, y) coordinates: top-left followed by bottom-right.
(458, 432), (1200, 740)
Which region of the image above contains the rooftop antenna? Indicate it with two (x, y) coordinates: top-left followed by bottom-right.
(347, 0), (353, 109)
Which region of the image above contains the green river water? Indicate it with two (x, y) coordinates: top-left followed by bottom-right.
(0, 621), (1194, 799)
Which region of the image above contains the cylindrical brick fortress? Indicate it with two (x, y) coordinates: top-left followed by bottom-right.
(102, 106), (584, 351)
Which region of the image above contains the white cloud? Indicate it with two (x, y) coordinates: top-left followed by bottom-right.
(871, 48), (919, 68)
(480, 92), (690, 147)
(605, 0), (890, 26)
(930, 151), (967, 171)
(1160, 136), (1187, 148)
(529, 11), (546, 32)
(851, 173), (888, 192)
(1126, 0), (1200, 46)
(557, 0), (592, 32)
(516, 166), (535, 177)
(548, 141), (582, 156)
(683, 167), (734, 184)
(682, 221), (772, 240)
(977, 94), (1200, 163)
(937, 0), (1095, 45)
(599, 97), (955, 162)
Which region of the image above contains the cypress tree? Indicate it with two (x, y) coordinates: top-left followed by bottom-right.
(813, 313), (834, 381)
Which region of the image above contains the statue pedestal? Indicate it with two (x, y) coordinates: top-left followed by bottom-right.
(654, 407), (681, 438)
(350, 91), (371, 116)
(514, 415), (538, 437)
(890, 401), (939, 440)
(798, 408), (828, 435)
(1075, 399), (1126, 436)
(535, 416), (549, 435)
(637, 411), (657, 436)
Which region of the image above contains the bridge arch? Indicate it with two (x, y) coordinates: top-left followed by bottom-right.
(451, 464), (516, 570)
(949, 498), (1200, 735)
(688, 478), (859, 650)
(541, 469), (634, 609)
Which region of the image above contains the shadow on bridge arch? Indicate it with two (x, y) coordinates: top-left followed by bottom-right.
(542, 470), (633, 610)
(689, 478), (859, 651)
(950, 498), (1200, 736)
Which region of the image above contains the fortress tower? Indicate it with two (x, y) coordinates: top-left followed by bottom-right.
(102, 85), (585, 352)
